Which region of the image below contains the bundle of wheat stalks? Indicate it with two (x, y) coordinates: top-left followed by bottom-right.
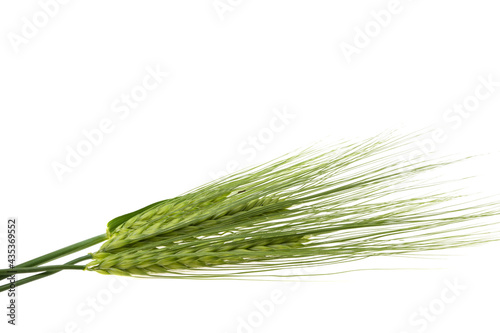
(1, 131), (498, 291)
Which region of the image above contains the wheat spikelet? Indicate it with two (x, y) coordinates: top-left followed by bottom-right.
(100, 193), (286, 252)
(88, 235), (309, 276)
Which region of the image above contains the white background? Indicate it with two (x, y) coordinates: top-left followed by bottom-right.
(1, 0), (500, 332)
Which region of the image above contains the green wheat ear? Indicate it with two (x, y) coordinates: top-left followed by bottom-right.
(81, 130), (499, 279)
(1, 130), (499, 290)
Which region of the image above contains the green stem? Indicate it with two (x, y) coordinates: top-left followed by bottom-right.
(0, 254), (91, 293)
(0, 234), (106, 281)
(0, 264), (86, 275)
